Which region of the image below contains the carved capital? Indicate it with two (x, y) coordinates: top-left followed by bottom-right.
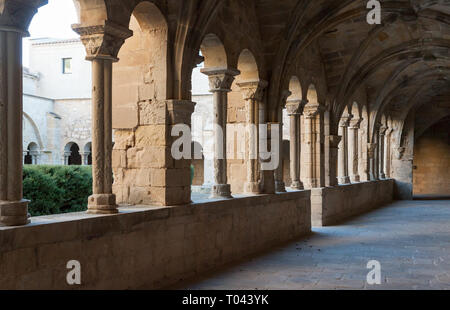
(201, 68), (240, 92)
(339, 114), (353, 127)
(72, 21), (133, 61)
(349, 118), (363, 129)
(303, 103), (323, 119)
(237, 80), (268, 102)
(285, 99), (306, 116)
(379, 125), (388, 136)
(0, 0), (47, 33)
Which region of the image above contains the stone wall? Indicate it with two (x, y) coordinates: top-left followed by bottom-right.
(0, 191), (311, 289)
(413, 119), (450, 197)
(311, 180), (394, 227)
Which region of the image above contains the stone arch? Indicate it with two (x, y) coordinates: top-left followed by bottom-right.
(200, 33), (228, 69)
(288, 76), (303, 101)
(306, 84), (318, 105)
(237, 49), (259, 82)
(22, 112), (44, 151)
(72, 0), (107, 26)
(112, 1), (169, 129)
(24, 142), (39, 165)
(64, 142), (82, 166)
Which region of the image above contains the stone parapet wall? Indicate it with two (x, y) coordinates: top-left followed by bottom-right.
(311, 180), (394, 227)
(0, 191), (311, 289)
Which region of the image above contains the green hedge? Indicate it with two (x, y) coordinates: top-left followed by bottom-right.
(23, 165), (92, 216)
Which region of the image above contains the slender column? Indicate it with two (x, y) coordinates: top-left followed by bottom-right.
(328, 135), (341, 186)
(348, 118), (362, 182)
(368, 143), (377, 181)
(286, 99), (305, 190)
(274, 91), (291, 192)
(81, 152), (90, 165)
(238, 80), (268, 194)
(303, 103), (324, 189)
(73, 22), (132, 214)
(379, 126), (388, 179)
(385, 128), (393, 178)
(201, 68), (239, 198)
(0, 27), (29, 226)
(337, 115), (352, 184)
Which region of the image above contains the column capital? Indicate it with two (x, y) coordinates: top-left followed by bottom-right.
(286, 99), (307, 115)
(379, 125), (388, 136)
(339, 114), (353, 127)
(72, 20), (133, 61)
(201, 68), (240, 92)
(304, 103), (323, 119)
(237, 80), (268, 101)
(349, 118), (363, 129)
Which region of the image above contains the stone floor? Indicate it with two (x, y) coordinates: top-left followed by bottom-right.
(175, 200), (450, 290)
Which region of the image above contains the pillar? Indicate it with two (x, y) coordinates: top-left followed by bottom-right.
(73, 22), (132, 214)
(379, 126), (388, 179)
(368, 143), (377, 181)
(274, 91), (291, 192)
(238, 80), (268, 194)
(337, 115), (352, 184)
(201, 68), (240, 198)
(286, 99), (305, 190)
(303, 103), (324, 189)
(385, 128), (393, 178)
(348, 118), (362, 182)
(81, 152), (90, 165)
(328, 135), (341, 186)
(0, 26), (30, 226)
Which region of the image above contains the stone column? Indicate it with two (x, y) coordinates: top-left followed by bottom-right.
(0, 26), (29, 226)
(73, 22), (132, 214)
(368, 143), (377, 181)
(337, 115), (352, 184)
(328, 135), (341, 187)
(81, 152), (90, 165)
(385, 128), (393, 178)
(274, 91), (291, 192)
(238, 80), (268, 194)
(201, 68), (239, 198)
(286, 99), (305, 190)
(379, 126), (388, 179)
(348, 118), (362, 182)
(260, 122), (277, 194)
(303, 103), (323, 189)
(63, 151), (71, 165)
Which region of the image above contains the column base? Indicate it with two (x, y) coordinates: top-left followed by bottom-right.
(338, 176), (351, 184)
(290, 180), (304, 190)
(0, 200), (30, 226)
(275, 181), (286, 193)
(210, 184), (232, 199)
(380, 173), (386, 179)
(244, 182), (262, 195)
(87, 194), (118, 214)
(350, 175), (360, 183)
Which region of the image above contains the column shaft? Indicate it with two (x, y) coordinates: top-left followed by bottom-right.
(338, 122), (351, 184)
(87, 58), (117, 214)
(0, 29), (29, 226)
(289, 114), (303, 189)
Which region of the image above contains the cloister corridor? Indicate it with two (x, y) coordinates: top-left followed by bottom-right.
(173, 200), (450, 290)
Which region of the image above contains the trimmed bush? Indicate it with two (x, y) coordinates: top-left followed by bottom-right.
(23, 165), (92, 216)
